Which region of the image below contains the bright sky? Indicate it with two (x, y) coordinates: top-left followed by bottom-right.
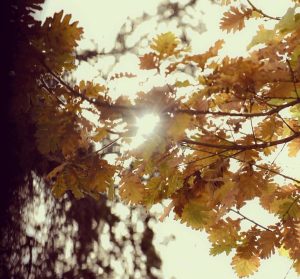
(38, 1), (299, 278)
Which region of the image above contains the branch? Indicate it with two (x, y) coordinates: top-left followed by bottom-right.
(83, 137), (121, 159)
(277, 114), (297, 134)
(182, 132), (300, 151)
(250, 103), (257, 144)
(184, 144), (300, 184)
(41, 61), (300, 119)
(246, 0), (281, 20)
(180, 149), (235, 167)
(42, 62), (142, 112)
(95, 137), (121, 155)
(175, 98), (300, 117)
(230, 209), (272, 231)
(39, 78), (66, 106)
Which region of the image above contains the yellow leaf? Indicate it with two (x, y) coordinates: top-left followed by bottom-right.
(166, 173), (184, 196)
(40, 11), (83, 72)
(175, 80), (191, 88)
(79, 80), (107, 98)
(144, 176), (164, 206)
(290, 45), (300, 70)
(185, 40), (224, 69)
(275, 7), (300, 34)
(92, 128), (108, 142)
(180, 198), (210, 230)
(119, 174), (144, 205)
(269, 197), (300, 219)
(278, 245), (290, 258)
(288, 138), (300, 157)
(208, 218), (240, 256)
(150, 32), (180, 58)
(247, 25), (277, 50)
(132, 135), (165, 161)
(167, 113), (191, 140)
(231, 254), (260, 278)
(250, 10), (263, 19)
(52, 175), (68, 198)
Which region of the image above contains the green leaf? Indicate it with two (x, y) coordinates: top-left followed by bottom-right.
(275, 7), (300, 34)
(210, 243), (233, 256)
(247, 25), (276, 50)
(175, 80), (191, 88)
(180, 198), (210, 230)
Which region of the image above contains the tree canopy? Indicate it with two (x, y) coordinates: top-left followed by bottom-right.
(4, 0), (300, 277)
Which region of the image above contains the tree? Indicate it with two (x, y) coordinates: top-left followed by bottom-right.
(3, 0), (300, 277)
(1, 1), (165, 278)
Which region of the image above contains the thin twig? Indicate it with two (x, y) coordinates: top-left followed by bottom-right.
(264, 142), (287, 179)
(283, 260), (295, 279)
(95, 137), (121, 155)
(184, 144), (300, 184)
(182, 131), (300, 151)
(277, 114), (296, 134)
(230, 209), (272, 231)
(181, 149), (235, 166)
(286, 59), (299, 98)
(282, 196), (300, 219)
(246, 0), (281, 20)
(250, 103), (257, 144)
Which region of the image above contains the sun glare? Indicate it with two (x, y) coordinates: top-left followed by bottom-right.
(136, 113), (160, 136)
(129, 113), (160, 148)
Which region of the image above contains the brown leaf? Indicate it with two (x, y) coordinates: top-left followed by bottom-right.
(139, 53), (159, 70)
(220, 6), (252, 33)
(257, 230), (278, 259)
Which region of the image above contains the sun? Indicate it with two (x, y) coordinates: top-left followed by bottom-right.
(136, 113), (160, 136)
(129, 113), (160, 148)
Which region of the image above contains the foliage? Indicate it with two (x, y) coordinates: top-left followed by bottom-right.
(2, 1), (167, 278)
(6, 0), (300, 277)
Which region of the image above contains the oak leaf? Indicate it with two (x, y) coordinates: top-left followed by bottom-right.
(247, 25), (277, 50)
(180, 198), (211, 230)
(150, 32), (180, 58)
(231, 254), (260, 278)
(185, 40), (224, 70)
(167, 113), (191, 140)
(288, 138), (300, 157)
(139, 53), (159, 70)
(119, 174), (145, 205)
(257, 230), (278, 259)
(208, 218), (241, 256)
(220, 6), (252, 33)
